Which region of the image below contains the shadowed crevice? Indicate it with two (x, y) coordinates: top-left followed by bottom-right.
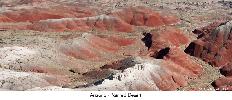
(184, 42), (196, 56)
(141, 32), (152, 50)
(211, 81), (218, 90)
(155, 47), (170, 59)
(192, 29), (204, 39)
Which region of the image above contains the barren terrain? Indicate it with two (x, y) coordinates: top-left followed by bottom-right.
(0, 0), (232, 91)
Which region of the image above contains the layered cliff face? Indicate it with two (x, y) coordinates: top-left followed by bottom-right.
(1, 0), (231, 91)
(185, 21), (232, 90)
(185, 21), (232, 68)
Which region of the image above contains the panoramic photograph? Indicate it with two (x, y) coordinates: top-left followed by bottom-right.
(0, 0), (232, 95)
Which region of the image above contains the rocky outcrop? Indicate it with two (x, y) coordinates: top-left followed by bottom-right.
(1, 0), (222, 91)
(109, 6), (179, 27)
(78, 56), (199, 91)
(147, 27), (189, 56)
(27, 6), (179, 32)
(77, 57), (183, 91)
(143, 27), (202, 76)
(185, 20), (232, 90)
(28, 15), (133, 32)
(145, 26), (202, 89)
(0, 26), (203, 91)
(0, 6), (179, 32)
(79, 27), (203, 91)
(185, 21), (232, 68)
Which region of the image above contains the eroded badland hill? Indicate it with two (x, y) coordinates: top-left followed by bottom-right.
(0, 0), (232, 91)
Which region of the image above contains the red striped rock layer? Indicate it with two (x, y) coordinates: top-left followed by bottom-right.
(0, 6), (179, 32)
(144, 27), (202, 76)
(185, 20), (232, 90)
(80, 27), (203, 91)
(28, 15), (133, 32)
(59, 33), (135, 61)
(186, 21), (232, 68)
(109, 6), (179, 27)
(0, 5), (96, 22)
(147, 27), (189, 56)
(145, 26), (202, 90)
